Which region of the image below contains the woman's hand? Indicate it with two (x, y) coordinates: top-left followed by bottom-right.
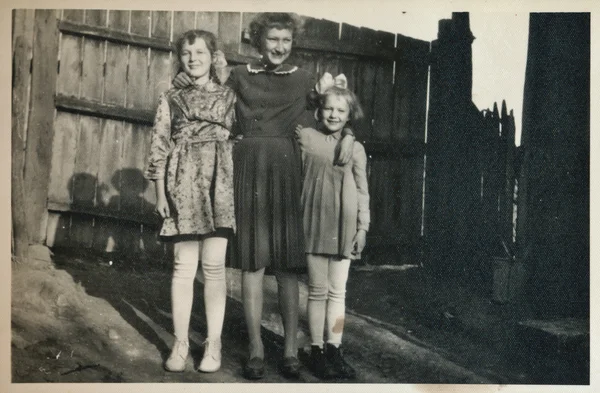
(213, 50), (228, 69)
(172, 72), (194, 89)
(232, 134), (244, 145)
(294, 124), (304, 139)
(334, 133), (354, 165)
(351, 229), (367, 255)
(155, 194), (170, 219)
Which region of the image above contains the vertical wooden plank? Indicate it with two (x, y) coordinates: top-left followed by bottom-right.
(127, 11), (151, 110)
(72, 116), (101, 208)
(95, 119), (125, 252)
(12, 9), (35, 258)
(85, 9), (107, 26)
(150, 12), (172, 109)
(24, 10), (60, 243)
(130, 10), (150, 36)
(56, 32), (82, 97)
(97, 119), (123, 213)
(218, 12), (241, 54)
(127, 48), (150, 110)
(119, 124), (147, 215)
(149, 53), (171, 110)
(151, 11), (171, 39)
(67, 115), (101, 250)
(48, 112), (79, 205)
(172, 11), (196, 42)
(370, 30), (395, 141)
(108, 9), (129, 31)
(62, 9), (84, 22)
(80, 10), (107, 102)
(393, 54), (411, 141)
(104, 10), (129, 105)
(372, 59), (394, 140)
(81, 36), (105, 101)
(196, 11), (219, 35)
(354, 59), (377, 142)
(118, 124), (148, 253)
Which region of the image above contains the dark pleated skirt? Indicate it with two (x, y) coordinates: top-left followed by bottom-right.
(228, 136), (306, 272)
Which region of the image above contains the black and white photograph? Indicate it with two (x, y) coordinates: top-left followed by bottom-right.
(5, 0), (596, 391)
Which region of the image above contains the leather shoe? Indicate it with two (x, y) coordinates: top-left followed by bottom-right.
(282, 356), (300, 379)
(243, 357), (265, 380)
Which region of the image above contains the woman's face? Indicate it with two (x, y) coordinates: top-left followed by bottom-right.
(321, 94), (350, 133)
(260, 27), (293, 67)
(180, 38), (212, 82)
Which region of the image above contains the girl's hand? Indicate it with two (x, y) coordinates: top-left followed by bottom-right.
(155, 196), (170, 219)
(351, 230), (367, 255)
(173, 72), (194, 88)
(294, 124), (304, 139)
(232, 134), (244, 145)
(334, 134), (354, 165)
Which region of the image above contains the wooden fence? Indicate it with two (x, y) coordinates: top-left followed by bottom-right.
(12, 9), (430, 265)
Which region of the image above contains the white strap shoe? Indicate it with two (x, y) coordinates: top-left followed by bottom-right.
(198, 338), (222, 373)
(164, 338), (189, 372)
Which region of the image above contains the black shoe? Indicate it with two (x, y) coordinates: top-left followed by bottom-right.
(307, 345), (329, 379)
(243, 357), (265, 380)
(325, 344), (356, 380)
(281, 356), (301, 379)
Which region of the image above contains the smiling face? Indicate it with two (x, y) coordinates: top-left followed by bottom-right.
(320, 94), (351, 133)
(260, 27), (293, 68)
(180, 38), (212, 84)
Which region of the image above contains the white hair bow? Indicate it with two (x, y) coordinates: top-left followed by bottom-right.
(316, 72), (348, 93)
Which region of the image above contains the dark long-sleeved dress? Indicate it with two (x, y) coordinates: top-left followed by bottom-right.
(225, 62), (316, 272)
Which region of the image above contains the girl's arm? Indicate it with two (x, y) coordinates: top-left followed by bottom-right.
(153, 179), (170, 218)
(351, 142), (370, 255)
(144, 94), (172, 218)
(353, 142), (370, 232)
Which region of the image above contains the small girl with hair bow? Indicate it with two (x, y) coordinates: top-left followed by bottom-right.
(296, 73), (370, 380)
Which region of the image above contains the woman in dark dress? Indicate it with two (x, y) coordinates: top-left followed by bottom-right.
(175, 13), (355, 379)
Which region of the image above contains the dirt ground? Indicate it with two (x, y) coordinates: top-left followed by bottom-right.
(10, 246), (589, 384)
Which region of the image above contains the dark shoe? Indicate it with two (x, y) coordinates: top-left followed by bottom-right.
(307, 345), (329, 379)
(243, 357), (265, 380)
(325, 344), (356, 379)
(281, 356), (300, 379)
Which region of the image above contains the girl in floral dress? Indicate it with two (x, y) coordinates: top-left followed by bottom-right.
(145, 30), (236, 373)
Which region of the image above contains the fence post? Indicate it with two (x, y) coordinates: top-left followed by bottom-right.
(23, 9), (60, 244)
(12, 10), (36, 260)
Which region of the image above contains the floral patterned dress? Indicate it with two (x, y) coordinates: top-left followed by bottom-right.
(144, 81), (237, 237)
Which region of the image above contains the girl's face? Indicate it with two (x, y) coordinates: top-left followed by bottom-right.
(321, 95), (351, 133)
(180, 38), (212, 82)
(260, 28), (293, 67)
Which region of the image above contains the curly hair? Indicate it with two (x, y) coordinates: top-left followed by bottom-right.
(174, 29), (221, 84)
(317, 86), (365, 124)
(248, 13), (304, 49)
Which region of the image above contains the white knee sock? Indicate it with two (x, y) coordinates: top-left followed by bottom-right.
(172, 240), (200, 341)
(201, 237), (228, 341)
(307, 254), (329, 347)
(326, 258), (351, 346)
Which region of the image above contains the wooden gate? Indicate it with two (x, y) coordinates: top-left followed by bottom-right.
(13, 9), (430, 266)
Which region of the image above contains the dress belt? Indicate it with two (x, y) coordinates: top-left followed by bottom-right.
(243, 135), (293, 139)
